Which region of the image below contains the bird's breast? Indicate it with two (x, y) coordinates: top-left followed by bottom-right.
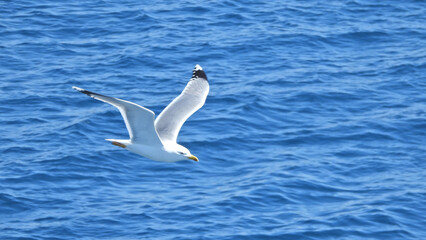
(126, 144), (176, 162)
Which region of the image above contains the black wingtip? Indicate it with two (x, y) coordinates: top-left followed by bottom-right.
(72, 86), (105, 98)
(192, 64), (208, 81)
(72, 86), (93, 96)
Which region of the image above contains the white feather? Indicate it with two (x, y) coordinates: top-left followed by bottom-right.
(155, 65), (209, 143)
(72, 86), (163, 147)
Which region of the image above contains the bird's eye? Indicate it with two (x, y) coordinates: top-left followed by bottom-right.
(178, 151), (184, 155)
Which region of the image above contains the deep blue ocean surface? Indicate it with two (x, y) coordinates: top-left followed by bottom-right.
(1, 1), (425, 239)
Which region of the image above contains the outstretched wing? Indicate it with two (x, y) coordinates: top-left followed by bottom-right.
(72, 86), (163, 146)
(154, 65), (209, 143)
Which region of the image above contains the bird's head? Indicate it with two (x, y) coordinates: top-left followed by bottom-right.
(174, 145), (199, 162)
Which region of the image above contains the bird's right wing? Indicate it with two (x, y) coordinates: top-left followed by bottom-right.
(154, 65), (209, 143)
(72, 86), (163, 146)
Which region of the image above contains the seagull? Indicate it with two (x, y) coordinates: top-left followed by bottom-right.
(72, 64), (209, 162)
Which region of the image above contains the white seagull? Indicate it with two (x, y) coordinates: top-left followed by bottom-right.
(73, 64), (209, 162)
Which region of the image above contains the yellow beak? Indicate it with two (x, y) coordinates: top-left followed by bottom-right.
(187, 155), (199, 162)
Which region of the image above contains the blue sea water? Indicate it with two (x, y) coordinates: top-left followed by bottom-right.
(1, 0), (426, 239)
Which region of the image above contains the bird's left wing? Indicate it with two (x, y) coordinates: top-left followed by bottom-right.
(154, 65), (209, 143)
(72, 86), (163, 146)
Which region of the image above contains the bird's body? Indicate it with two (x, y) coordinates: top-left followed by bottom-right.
(123, 142), (189, 162)
(73, 64), (209, 162)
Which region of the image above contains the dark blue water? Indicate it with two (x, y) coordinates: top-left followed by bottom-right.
(1, 1), (426, 239)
